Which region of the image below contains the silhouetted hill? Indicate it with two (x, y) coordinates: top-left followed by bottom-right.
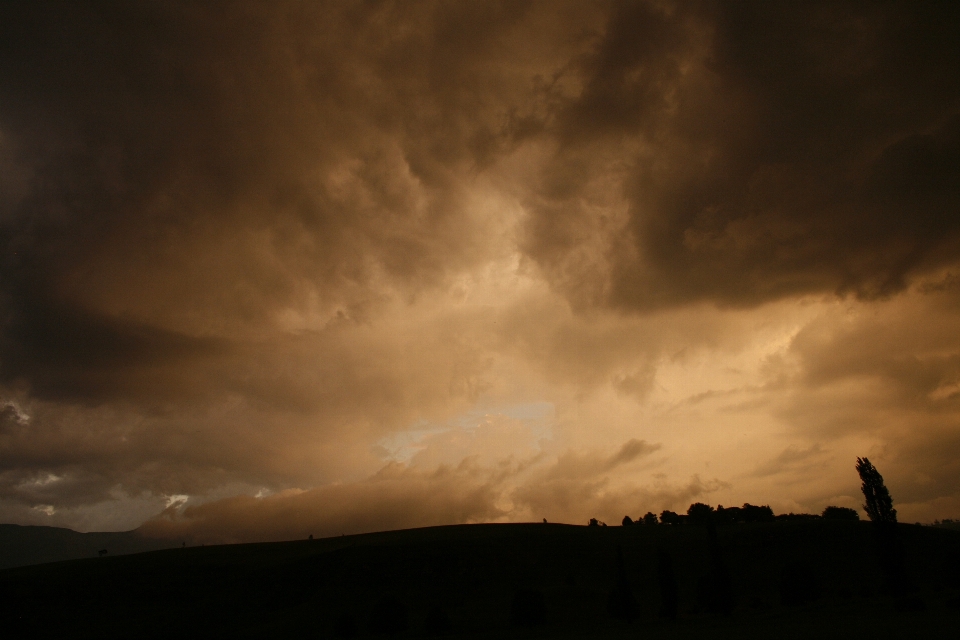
(0, 524), (176, 570)
(2, 521), (959, 638)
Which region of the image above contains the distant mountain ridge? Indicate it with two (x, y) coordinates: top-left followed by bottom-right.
(0, 523), (177, 570)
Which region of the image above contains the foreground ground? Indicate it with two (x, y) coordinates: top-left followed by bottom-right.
(2, 521), (959, 638)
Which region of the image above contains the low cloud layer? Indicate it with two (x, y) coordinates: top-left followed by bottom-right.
(1, 1), (959, 536)
(140, 437), (678, 544)
(140, 462), (505, 544)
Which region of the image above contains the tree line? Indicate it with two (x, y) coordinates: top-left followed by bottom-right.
(586, 457), (917, 625)
(596, 457), (897, 528)
(599, 503), (859, 528)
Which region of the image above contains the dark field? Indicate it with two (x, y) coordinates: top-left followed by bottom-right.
(2, 521), (959, 638)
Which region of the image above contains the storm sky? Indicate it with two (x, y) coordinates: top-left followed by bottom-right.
(2, 1), (960, 541)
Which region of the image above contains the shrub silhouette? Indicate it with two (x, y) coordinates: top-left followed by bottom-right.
(775, 512), (820, 521)
(780, 561), (821, 605)
(822, 506), (859, 520)
(656, 550), (679, 621)
(588, 518), (599, 527)
(369, 597), (408, 635)
(510, 589), (545, 627)
(607, 547), (638, 621)
(642, 512), (659, 525)
(621, 515), (634, 526)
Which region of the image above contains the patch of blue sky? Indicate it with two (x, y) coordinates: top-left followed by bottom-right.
(375, 424), (451, 463)
(374, 401), (556, 463)
(463, 401), (555, 423)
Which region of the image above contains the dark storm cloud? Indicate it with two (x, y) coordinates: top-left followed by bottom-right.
(7, 0), (956, 401)
(0, 0), (563, 402)
(523, 1), (960, 309)
(2, 0), (960, 532)
(0, 298), (225, 402)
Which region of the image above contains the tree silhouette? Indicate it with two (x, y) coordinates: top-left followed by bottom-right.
(715, 505), (739, 524)
(687, 503), (715, 525)
(856, 457), (908, 597)
(740, 504), (775, 523)
(821, 506), (859, 521)
(856, 457), (897, 524)
(621, 515), (634, 526)
(642, 512), (658, 525)
(659, 510), (680, 525)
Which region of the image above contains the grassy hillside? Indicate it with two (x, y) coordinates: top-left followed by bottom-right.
(2, 521), (959, 638)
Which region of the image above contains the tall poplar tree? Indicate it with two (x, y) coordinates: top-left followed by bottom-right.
(857, 456), (907, 596)
(856, 457), (897, 524)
